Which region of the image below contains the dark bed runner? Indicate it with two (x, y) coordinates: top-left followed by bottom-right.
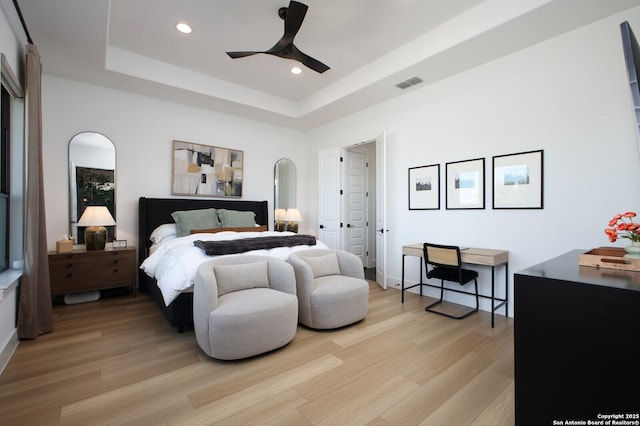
(194, 234), (317, 255)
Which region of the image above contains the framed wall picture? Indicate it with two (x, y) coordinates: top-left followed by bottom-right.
(408, 164), (440, 210)
(446, 157), (485, 210)
(172, 140), (244, 198)
(112, 239), (127, 248)
(492, 150), (544, 209)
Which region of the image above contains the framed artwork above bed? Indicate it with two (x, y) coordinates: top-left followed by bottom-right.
(172, 140), (243, 198)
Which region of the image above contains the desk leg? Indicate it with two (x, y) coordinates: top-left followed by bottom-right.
(401, 254), (405, 303)
(402, 254), (425, 303)
(490, 262), (509, 328)
(505, 262), (509, 319)
(491, 265), (495, 328)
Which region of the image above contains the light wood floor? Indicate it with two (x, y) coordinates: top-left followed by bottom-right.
(0, 283), (514, 425)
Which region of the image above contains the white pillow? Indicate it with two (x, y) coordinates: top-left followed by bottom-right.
(149, 223), (177, 245)
(213, 260), (270, 296)
(300, 252), (341, 278)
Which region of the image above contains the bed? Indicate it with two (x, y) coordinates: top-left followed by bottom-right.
(138, 197), (324, 332)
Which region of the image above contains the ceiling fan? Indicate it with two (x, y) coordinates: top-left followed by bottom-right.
(226, 1), (330, 74)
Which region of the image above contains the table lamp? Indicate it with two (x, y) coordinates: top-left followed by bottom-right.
(77, 206), (116, 250)
(283, 208), (302, 233)
(274, 208), (286, 231)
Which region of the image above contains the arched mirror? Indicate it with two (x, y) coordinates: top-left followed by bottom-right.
(274, 158), (296, 230)
(69, 132), (116, 244)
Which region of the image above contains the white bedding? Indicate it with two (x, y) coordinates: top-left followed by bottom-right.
(140, 231), (328, 306)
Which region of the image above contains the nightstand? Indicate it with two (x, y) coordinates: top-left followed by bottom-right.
(48, 246), (137, 296)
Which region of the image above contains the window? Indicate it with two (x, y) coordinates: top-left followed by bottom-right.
(0, 85), (9, 272)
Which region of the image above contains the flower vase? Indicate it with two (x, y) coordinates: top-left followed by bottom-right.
(624, 241), (640, 259)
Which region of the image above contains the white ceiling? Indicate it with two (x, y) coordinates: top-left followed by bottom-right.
(11, 0), (640, 129)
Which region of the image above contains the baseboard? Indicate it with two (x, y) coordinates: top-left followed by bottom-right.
(0, 330), (18, 375)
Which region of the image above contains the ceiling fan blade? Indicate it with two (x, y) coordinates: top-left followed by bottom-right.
(292, 45), (330, 73)
(226, 1), (329, 74)
(226, 51), (261, 59)
(282, 1), (308, 45)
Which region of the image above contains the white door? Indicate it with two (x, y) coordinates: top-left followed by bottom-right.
(346, 150), (367, 266)
(375, 132), (387, 289)
(318, 149), (342, 249)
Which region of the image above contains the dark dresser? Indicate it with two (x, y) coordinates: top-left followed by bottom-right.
(48, 247), (137, 296)
(514, 250), (640, 425)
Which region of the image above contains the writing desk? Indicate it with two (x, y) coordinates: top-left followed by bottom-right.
(401, 243), (509, 327)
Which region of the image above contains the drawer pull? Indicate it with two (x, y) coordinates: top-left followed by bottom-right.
(66, 264), (72, 268)
(66, 273), (72, 278)
(113, 269), (119, 273)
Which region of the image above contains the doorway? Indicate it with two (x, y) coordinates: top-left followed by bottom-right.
(318, 133), (387, 289)
(345, 142), (376, 271)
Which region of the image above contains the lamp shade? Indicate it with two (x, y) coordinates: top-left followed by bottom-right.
(283, 208), (302, 233)
(274, 209), (286, 221)
(283, 208), (302, 222)
(78, 206), (115, 250)
(78, 206), (116, 227)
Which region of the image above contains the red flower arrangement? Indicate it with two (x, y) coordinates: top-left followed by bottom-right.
(604, 211), (640, 243)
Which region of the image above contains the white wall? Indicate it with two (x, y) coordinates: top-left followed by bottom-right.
(306, 7), (640, 316)
(41, 76), (309, 250)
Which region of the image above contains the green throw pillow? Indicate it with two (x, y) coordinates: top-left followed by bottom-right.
(171, 208), (221, 237)
(217, 209), (257, 228)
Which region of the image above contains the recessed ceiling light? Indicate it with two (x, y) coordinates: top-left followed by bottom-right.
(176, 23), (192, 34)
(291, 66), (302, 75)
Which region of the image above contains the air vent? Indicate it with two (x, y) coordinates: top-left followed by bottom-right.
(395, 76), (423, 90)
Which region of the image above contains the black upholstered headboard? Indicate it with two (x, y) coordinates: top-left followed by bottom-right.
(137, 197), (269, 263)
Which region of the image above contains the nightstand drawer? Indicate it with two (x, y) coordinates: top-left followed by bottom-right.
(48, 247), (137, 296)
